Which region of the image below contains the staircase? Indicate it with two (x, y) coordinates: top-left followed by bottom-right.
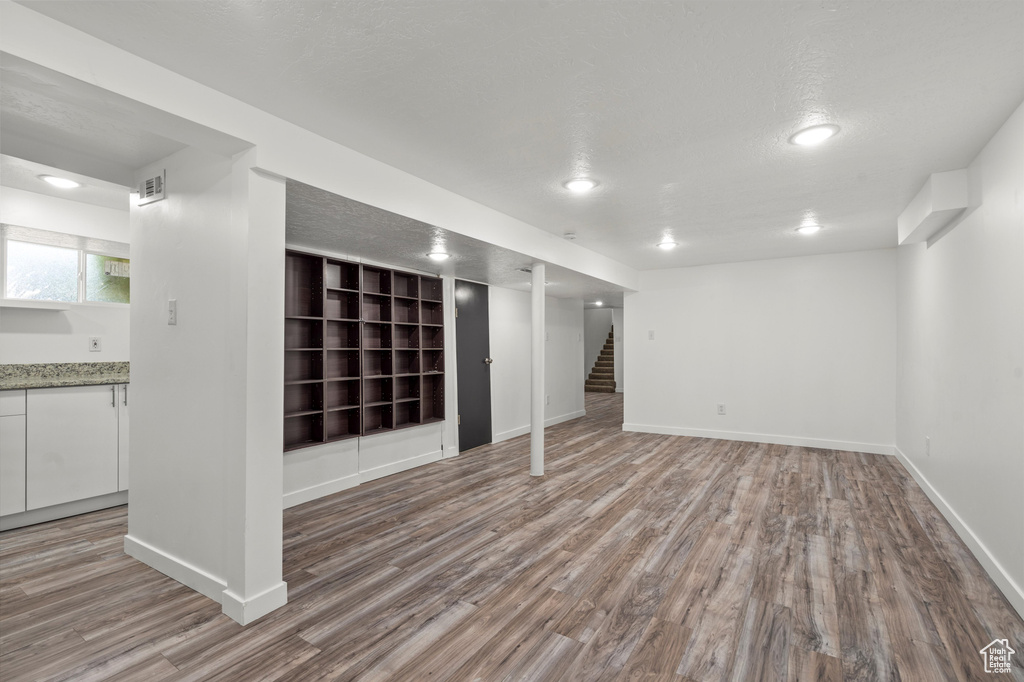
(585, 327), (616, 393)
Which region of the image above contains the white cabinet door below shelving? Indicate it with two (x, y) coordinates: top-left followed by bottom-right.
(26, 385), (119, 510)
(0, 414), (27, 515)
(118, 384), (129, 492)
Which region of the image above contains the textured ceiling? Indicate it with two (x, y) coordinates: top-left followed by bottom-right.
(0, 155), (130, 211)
(287, 180), (626, 305)
(0, 55), (188, 185)
(13, 1), (1024, 270)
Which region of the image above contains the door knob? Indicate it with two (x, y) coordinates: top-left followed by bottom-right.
(484, 357), (493, 364)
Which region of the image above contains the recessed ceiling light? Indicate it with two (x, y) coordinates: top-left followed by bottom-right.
(789, 124), (840, 146)
(38, 174), (81, 189)
(563, 177), (598, 193)
(657, 240), (678, 250)
(595, 301), (603, 306)
(796, 224), (822, 235)
(427, 251), (450, 261)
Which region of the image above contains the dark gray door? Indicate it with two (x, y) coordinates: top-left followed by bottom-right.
(455, 280), (492, 451)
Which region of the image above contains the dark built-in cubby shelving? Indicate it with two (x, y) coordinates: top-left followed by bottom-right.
(284, 250), (445, 451)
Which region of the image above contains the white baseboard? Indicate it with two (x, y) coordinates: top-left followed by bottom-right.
(124, 534), (226, 606)
(283, 473), (361, 509)
(359, 449), (442, 484)
(493, 410), (587, 444)
(621, 422), (894, 456)
(443, 445), (459, 459)
(0, 490), (128, 531)
(222, 581), (289, 626)
(616, 388), (623, 393)
(894, 447), (1024, 618)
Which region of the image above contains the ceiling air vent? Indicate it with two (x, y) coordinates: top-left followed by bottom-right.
(138, 170), (166, 206)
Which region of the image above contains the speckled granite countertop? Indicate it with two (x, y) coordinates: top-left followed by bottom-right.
(0, 362), (130, 390)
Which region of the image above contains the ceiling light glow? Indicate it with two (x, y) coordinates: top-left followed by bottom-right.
(427, 251), (450, 261)
(39, 174), (81, 189)
(789, 124), (840, 146)
(796, 224), (822, 235)
(563, 177), (598, 193)
(595, 301), (603, 306)
(657, 240), (677, 250)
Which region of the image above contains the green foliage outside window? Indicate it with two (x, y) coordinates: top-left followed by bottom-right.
(86, 254), (131, 304)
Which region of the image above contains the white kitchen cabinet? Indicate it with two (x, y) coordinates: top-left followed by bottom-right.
(26, 385), (119, 510)
(118, 384), (129, 491)
(0, 389), (27, 516)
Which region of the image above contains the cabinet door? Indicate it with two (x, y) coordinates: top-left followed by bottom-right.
(26, 385), (119, 510)
(0, 415), (27, 515)
(118, 384), (129, 492)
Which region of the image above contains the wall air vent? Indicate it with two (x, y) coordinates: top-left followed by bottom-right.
(138, 170), (166, 206)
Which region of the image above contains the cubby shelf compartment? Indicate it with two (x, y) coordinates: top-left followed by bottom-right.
(363, 404), (394, 435)
(325, 259), (359, 291)
(326, 290), (360, 320)
(420, 300), (444, 326)
(394, 349), (421, 376)
(394, 324), (419, 349)
(284, 413), (324, 451)
(327, 408), (360, 441)
(363, 322), (392, 349)
(362, 267), (391, 295)
(421, 277), (443, 302)
(363, 350), (393, 377)
(326, 320), (359, 349)
(393, 272), (419, 299)
(422, 374), (445, 423)
(284, 249), (445, 450)
(395, 400), (422, 428)
(286, 319), (323, 350)
(326, 379), (359, 409)
(326, 350), (360, 379)
(285, 350), (323, 383)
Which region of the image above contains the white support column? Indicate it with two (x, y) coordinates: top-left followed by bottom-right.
(531, 263), (546, 476)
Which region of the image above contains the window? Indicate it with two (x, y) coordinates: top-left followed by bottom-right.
(85, 253), (131, 303)
(2, 225), (130, 304)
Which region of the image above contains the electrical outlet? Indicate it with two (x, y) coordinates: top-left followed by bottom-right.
(88, 337), (102, 352)
(168, 299), (177, 326)
(717, 403), (726, 416)
(925, 436), (930, 457)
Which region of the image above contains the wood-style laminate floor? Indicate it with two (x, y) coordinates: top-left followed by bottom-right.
(2, 393), (1022, 681)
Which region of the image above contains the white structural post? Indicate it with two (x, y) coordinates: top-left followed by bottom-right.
(531, 263), (546, 476)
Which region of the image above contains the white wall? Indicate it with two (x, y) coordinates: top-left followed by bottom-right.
(583, 308), (613, 376)
(624, 249), (897, 454)
(490, 287), (585, 442)
(0, 305), (129, 363)
(125, 146), (286, 625)
(0, 186), (130, 363)
(896, 101), (1024, 614)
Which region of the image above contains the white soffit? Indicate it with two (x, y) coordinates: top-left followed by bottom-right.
(0, 53), (252, 186)
(897, 170), (969, 246)
(285, 180), (630, 302)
